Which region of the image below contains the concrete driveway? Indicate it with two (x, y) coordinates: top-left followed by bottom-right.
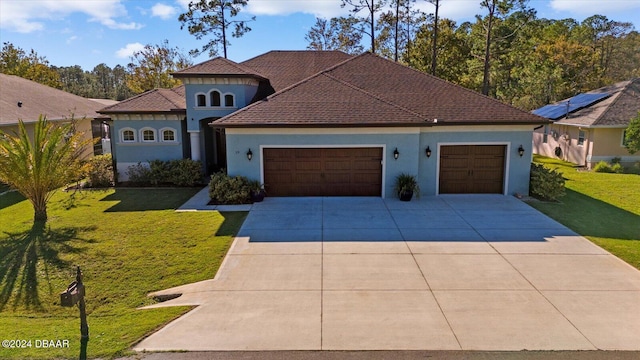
(135, 195), (640, 352)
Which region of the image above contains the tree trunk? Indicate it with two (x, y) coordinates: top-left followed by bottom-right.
(394, 0), (400, 61)
(221, 3), (228, 59)
(481, 2), (495, 96)
(431, 0), (439, 75)
(370, 2), (376, 53)
(33, 204), (47, 223)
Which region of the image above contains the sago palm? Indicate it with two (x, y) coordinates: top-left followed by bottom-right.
(0, 115), (89, 223)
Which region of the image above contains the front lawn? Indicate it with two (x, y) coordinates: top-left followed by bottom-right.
(0, 188), (246, 359)
(529, 156), (640, 269)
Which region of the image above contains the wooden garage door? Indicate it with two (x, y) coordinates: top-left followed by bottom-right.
(439, 145), (505, 194)
(263, 147), (382, 196)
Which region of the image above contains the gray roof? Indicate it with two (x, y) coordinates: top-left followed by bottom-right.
(0, 73), (107, 126)
(552, 78), (640, 127)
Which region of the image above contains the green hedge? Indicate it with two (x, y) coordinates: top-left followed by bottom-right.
(208, 171), (252, 204)
(83, 154), (114, 187)
(126, 159), (203, 186)
(529, 163), (566, 201)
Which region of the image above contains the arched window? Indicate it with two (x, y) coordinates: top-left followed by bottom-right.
(121, 128), (136, 142)
(224, 94), (235, 107)
(161, 128), (176, 142)
(140, 127), (157, 142)
(210, 90), (221, 107)
(196, 94), (206, 107)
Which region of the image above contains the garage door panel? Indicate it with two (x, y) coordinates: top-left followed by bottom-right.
(263, 147), (382, 196)
(439, 145), (505, 194)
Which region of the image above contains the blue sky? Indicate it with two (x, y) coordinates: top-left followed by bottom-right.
(1, 0), (639, 70)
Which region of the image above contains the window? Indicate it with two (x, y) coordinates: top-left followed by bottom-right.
(121, 128), (136, 142)
(196, 94), (206, 107)
(224, 94), (235, 107)
(161, 128), (176, 142)
(543, 125), (548, 143)
(622, 130), (628, 147)
(578, 130), (585, 146)
(140, 128), (156, 142)
(210, 90), (221, 107)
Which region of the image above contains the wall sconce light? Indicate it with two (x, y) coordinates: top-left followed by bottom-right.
(518, 144), (525, 157)
(425, 146), (432, 158)
(393, 148), (399, 160)
(246, 149), (253, 161)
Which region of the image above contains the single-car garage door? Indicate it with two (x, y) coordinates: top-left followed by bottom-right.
(263, 147), (383, 196)
(439, 145), (506, 194)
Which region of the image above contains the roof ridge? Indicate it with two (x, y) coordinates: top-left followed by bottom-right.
(322, 71), (430, 122)
(593, 79), (640, 125)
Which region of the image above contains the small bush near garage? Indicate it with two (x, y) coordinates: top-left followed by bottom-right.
(529, 163), (566, 201)
(593, 161), (614, 173)
(126, 159), (203, 186)
(208, 170), (251, 204)
(83, 154), (114, 187)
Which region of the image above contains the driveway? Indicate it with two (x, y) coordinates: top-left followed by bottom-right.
(135, 195), (640, 352)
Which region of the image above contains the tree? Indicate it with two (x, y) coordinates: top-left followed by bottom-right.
(179, 0), (254, 58)
(0, 42), (62, 88)
(428, 0), (440, 75)
(376, 0), (424, 61)
(341, 0), (388, 53)
(0, 116), (90, 223)
(625, 112), (640, 154)
(305, 17), (364, 54)
(125, 40), (193, 94)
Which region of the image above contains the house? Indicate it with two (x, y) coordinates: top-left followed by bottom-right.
(100, 51), (547, 197)
(0, 73), (111, 157)
(532, 78), (640, 168)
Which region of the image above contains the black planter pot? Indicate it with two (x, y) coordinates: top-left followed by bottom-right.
(250, 190), (266, 203)
(399, 190), (413, 202)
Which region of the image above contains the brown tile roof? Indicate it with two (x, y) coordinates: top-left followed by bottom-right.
(0, 73), (106, 126)
(213, 53), (547, 128)
(241, 50), (353, 91)
(555, 78), (640, 127)
(172, 57), (266, 79)
(98, 86), (186, 114)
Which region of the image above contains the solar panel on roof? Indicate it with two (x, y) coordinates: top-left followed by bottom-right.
(532, 92), (611, 120)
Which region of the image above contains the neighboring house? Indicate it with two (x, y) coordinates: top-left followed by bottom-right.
(532, 78), (640, 168)
(0, 73), (111, 158)
(100, 51), (547, 197)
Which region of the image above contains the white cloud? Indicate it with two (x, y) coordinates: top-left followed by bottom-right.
(551, 0), (640, 14)
(152, 3), (178, 20)
(116, 42), (145, 58)
(66, 35), (78, 44)
(246, 0), (348, 18)
(0, 0), (143, 33)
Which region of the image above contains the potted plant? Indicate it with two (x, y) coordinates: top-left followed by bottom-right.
(248, 179), (266, 202)
(394, 173), (420, 201)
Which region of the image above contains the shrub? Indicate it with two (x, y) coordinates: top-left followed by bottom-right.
(167, 159), (203, 186)
(611, 163), (625, 174)
(529, 163), (566, 201)
(611, 157), (622, 164)
(126, 162), (151, 183)
(83, 154), (114, 187)
(208, 170), (251, 204)
(628, 162), (640, 175)
(126, 159), (203, 186)
(593, 161), (613, 173)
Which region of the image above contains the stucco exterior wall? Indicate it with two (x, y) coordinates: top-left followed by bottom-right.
(225, 125), (534, 198)
(589, 127), (639, 166)
(184, 82), (259, 132)
(111, 116), (185, 181)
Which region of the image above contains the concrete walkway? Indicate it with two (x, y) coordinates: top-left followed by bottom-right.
(136, 195), (640, 352)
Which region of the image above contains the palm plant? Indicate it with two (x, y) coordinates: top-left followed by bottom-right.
(0, 116), (89, 223)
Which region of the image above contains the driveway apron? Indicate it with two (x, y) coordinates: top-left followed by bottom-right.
(135, 195), (640, 352)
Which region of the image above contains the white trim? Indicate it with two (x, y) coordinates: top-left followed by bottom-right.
(435, 142), (511, 196)
(120, 127), (136, 143)
(139, 127), (157, 142)
(180, 77), (260, 86)
(109, 114), (183, 121)
(227, 127), (419, 135)
(259, 144), (387, 198)
(421, 125), (533, 132)
(160, 127), (178, 142)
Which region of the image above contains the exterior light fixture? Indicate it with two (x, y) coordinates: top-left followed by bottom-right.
(246, 149), (253, 161)
(425, 146), (432, 158)
(393, 148), (399, 160)
(518, 145), (525, 157)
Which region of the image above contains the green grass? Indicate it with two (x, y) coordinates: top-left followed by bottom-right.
(0, 188), (246, 359)
(529, 155), (640, 269)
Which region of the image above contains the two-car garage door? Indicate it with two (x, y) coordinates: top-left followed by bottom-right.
(263, 147), (383, 196)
